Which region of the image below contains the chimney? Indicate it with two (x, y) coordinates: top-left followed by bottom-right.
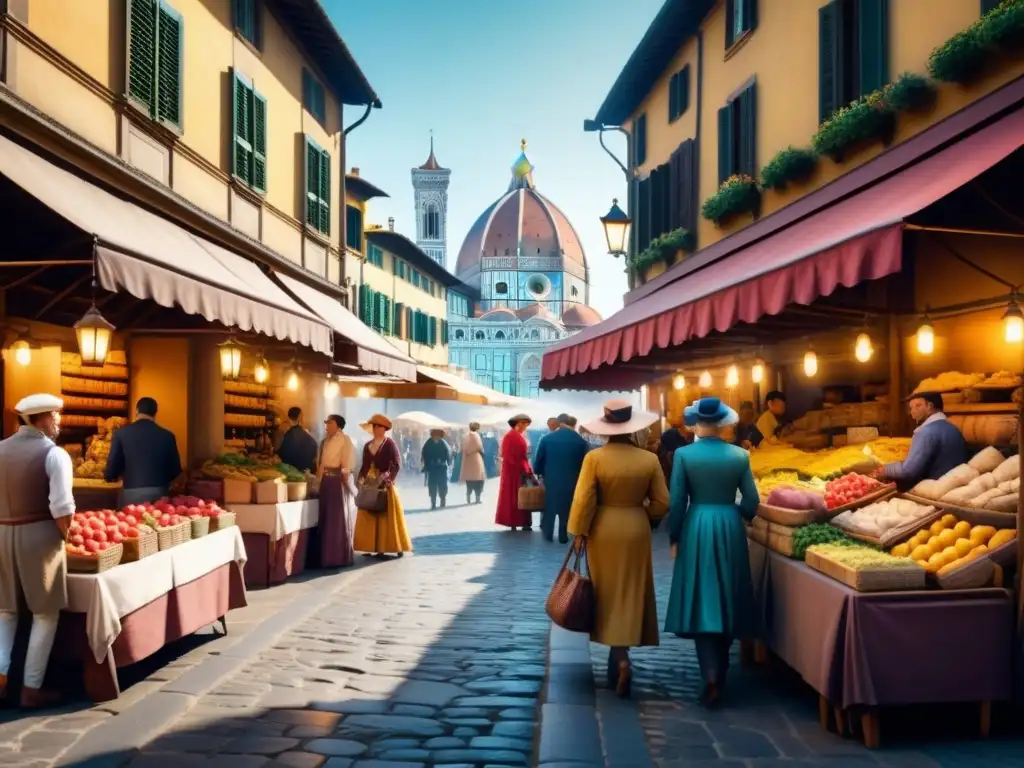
(350, 167), (360, 177)
(388, 217), (395, 231)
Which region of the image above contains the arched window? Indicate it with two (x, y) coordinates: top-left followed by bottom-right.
(474, 330), (485, 340)
(530, 329), (540, 340)
(455, 329), (465, 340)
(494, 331), (506, 340)
(571, 286), (579, 298)
(423, 203), (440, 240)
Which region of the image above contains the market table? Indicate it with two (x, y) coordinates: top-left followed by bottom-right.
(52, 526), (248, 702)
(748, 540), (1013, 747)
(229, 499), (319, 589)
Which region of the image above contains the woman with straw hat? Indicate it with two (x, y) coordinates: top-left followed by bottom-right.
(568, 399), (670, 698)
(665, 397), (759, 708)
(353, 414), (412, 558)
(459, 422), (486, 505)
(495, 414), (535, 530)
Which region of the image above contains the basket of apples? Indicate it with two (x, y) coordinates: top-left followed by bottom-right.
(116, 505), (158, 562)
(823, 473), (896, 514)
(65, 511), (125, 573)
(167, 495), (234, 533)
(141, 506), (192, 551)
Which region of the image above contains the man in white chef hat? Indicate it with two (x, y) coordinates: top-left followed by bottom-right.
(0, 393), (74, 708)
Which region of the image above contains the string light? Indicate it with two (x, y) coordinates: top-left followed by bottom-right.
(854, 332), (874, 363)
(672, 374), (685, 390)
(751, 362), (764, 384)
(916, 318), (935, 355)
(725, 365), (739, 389)
(803, 349), (818, 377)
(324, 374), (339, 399)
(11, 339), (31, 366)
(698, 370), (712, 388)
(1002, 299), (1023, 343)
(357, 386), (372, 399)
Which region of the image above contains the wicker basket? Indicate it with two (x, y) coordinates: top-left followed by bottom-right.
(837, 506), (945, 550)
(120, 529), (158, 563)
(825, 483), (897, 517)
(756, 502), (824, 527)
(805, 548), (926, 592)
(287, 482), (308, 502)
(209, 512), (236, 531)
(936, 555), (996, 590)
(766, 522), (798, 557)
(189, 516), (210, 539)
(67, 543), (124, 574)
(518, 483), (545, 512)
(899, 493), (1017, 529)
(156, 520), (191, 551)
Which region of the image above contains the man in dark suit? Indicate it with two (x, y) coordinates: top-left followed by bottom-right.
(533, 414), (590, 543)
(276, 406), (318, 473)
(105, 397), (182, 505)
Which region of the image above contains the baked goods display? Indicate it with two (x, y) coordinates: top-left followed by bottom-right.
(910, 450), (1019, 513)
(831, 497), (937, 540)
(913, 371), (985, 393)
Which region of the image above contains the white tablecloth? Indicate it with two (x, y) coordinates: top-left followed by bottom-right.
(228, 499), (319, 540)
(66, 526), (247, 664)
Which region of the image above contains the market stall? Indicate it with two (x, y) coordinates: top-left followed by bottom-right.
(229, 499), (319, 589)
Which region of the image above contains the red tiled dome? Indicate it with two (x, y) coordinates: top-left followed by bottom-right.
(478, 307), (517, 322)
(561, 304), (603, 328)
(516, 303), (556, 321)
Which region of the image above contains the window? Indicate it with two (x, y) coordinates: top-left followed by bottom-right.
(441, 320), (448, 344)
(818, 0), (889, 123)
(494, 331), (506, 341)
(530, 329), (540, 340)
(474, 331), (485, 341)
(304, 136), (331, 235)
(725, 0), (757, 49)
(429, 318), (438, 347)
(412, 271), (421, 288)
(302, 69), (326, 124)
(394, 302), (405, 338)
(717, 81), (757, 184)
(633, 113), (647, 166)
(230, 71), (267, 193)
(455, 329), (465, 340)
(495, 281), (508, 295)
(570, 286), (579, 298)
(127, 0), (184, 131)
(668, 66), (690, 123)
(345, 206), (363, 251)
(423, 204), (441, 240)
(232, 0), (260, 48)
(367, 243), (384, 268)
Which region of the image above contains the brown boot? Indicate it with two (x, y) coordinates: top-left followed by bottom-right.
(20, 686), (60, 710)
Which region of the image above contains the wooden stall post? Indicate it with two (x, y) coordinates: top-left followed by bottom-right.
(887, 315), (903, 435)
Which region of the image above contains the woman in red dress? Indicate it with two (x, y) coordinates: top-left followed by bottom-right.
(495, 414), (535, 530)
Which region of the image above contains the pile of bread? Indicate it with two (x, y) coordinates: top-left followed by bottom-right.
(911, 447), (1019, 513)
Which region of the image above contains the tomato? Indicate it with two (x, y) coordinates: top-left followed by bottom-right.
(85, 540), (100, 553)
(111, 531), (124, 544)
(125, 527), (139, 538)
(70, 534), (84, 547)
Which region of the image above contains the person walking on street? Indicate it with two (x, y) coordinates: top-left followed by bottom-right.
(665, 397), (759, 709)
(353, 415), (412, 558)
(460, 422), (487, 504)
(312, 415), (357, 568)
(568, 400), (669, 698)
(495, 414), (534, 531)
(105, 397), (182, 506)
(0, 394), (75, 709)
(277, 406), (319, 473)
(534, 413), (589, 543)
(422, 428), (452, 509)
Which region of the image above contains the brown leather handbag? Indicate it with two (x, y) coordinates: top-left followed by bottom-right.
(355, 477), (387, 513)
(545, 539), (595, 633)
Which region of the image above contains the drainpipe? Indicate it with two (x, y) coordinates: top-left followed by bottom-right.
(340, 102), (375, 301)
(695, 30), (704, 237)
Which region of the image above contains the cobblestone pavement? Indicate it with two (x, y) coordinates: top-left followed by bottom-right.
(606, 530), (1024, 768)
(1, 479), (571, 767)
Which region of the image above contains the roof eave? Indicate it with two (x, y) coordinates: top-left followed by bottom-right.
(364, 230), (466, 288)
(345, 175), (389, 201)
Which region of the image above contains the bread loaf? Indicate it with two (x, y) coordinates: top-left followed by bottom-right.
(972, 487), (1007, 507)
(932, 464), (979, 498)
(992, 456), (1020, 484)
(969, 447), (1005, 474)
(987, 494), (1018, 513)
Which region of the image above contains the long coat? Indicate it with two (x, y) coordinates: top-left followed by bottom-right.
(568, 443), (669, 647)
(459, 432), (486, 483)
(534, 427), (589, 522)
(665, 437), (759, 638)
(495, 429), (531, 528)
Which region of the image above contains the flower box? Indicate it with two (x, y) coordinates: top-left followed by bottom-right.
(701, 175), (761, 226)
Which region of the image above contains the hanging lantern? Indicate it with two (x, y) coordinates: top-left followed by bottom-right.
(253, 354), (269, 384)
(1003, 299), (1024, 343)
(672, 373), (685, 391)
(725, 365), (739, 389)
(10, 338), (32, 367)
(854, 332), (874, 363)
(599, 199), (632, 257)
(218, 337), (243, 380)
(74, 305), (115, 367)
(803, 349), (818, 377)
(698, 370), (712, 389)
(357, 386), (372, 399)
(916, 319), (935, 355)
(324, 374), (340, 399)
(751, 362), (764, 384)
(286, 369), (300, 391)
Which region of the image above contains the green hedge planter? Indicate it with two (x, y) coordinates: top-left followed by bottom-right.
(760, 147), (818, 191)
(884, 72), (938, 112)
(981, 0), (1024, 51)
(812, 100), (897, 162)
(701, 176), (761, 226)
(928, 26), (991, 84)
(629, 228), (695, 276)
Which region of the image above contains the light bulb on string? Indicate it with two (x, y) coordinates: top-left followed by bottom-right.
(803, 349), (818, 377)
(751, 362), (764, 384)
(1003, 299), (1023, 343)
(286, 368), (300, 391)
(357, 386), (372, 399)
(698, 370), (712, 389)
(916, 318), (935, 355)
(854, 332), (874, 363)
(725, 365), (739, 389)
(11, 339), (31, 367)
(253, 354), (269, 384)
(324, 374), (339, 399)
(672, 374), (685, 391)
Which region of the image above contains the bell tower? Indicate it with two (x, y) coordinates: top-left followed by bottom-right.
(410, 132), (451, 268)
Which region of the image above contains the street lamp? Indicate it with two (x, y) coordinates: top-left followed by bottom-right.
(600, 199), (631, 257)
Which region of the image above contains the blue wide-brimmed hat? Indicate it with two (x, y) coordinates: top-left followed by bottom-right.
(684, 397), (738, 427)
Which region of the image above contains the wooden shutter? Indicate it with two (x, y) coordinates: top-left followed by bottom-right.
(717, 104), (734, 184)
(818, 1), (841, 124)
(634, 114), (647, 166)
(725, 0), (736, 48)
(669, 147), (681, 232)
(429, 317), (437, 347)
(251, 90), (267, 193)
(738, 83), (757, 178)
(858, 0), (889, 95)
(742, 0), (758, 36)
(232, 72), (253, 184)
(636, 177), (651, 254)
(128, 0), (157, 113)
(305, 138), (320, 229)
(318, 148), (331, 234)
(674, 139), (696, 234)
(648, 166), (662, 242)
(442, 320), (448, 344)
(679, 66), (690, 115)
(668, 72), (679, 122)
(358, 284), (367, 324)
(394, 302), (404, 337)
(155, 2), (183, 128)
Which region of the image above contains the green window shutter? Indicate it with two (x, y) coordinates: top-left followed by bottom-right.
(717, 103), (735, 184)
(429, 317), (437, 347)
(405, 307), (413, 340)
(233, 0), (260, 47)
(127, 0), (157, 113)
(318, 148), (331, 235)
(818, 1), (841, 124)
(668, 72), (678, 122)
(358, 284), (367, 324)
(251, 90), (267, 193)
(394, 302), (403, 337)
(737, 83), (757, 178)
(680, 66), (690, 115)
(155, 2), (183, 129)
(742, 0), (758, 36)
(305, 137), (320, 229)
(634, 114), (647, 166)
(857, 0), (889, 96)
(725, 0), (736, 48)
(232, 72), (253, 184)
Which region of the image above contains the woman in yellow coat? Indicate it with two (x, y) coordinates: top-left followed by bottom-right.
(353, 414), (412, 558)
(568, 399), (669, 698)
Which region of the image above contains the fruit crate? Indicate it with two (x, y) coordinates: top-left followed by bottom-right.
(121, 529), (158, 563)
(825, 483), (897, 517)
(805, 548), (926, 592)
(67, 543), (124, 574)
(156, 520), (191, 551)
(209, 512), (236, 532)
(189, 517), (210, 539)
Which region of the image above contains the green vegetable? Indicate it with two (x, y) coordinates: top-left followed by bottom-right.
(215, 453), (256, 467)
(275, 463), (306, 482)
(791, 523), (860, 561)
(807, 542), (915, 569)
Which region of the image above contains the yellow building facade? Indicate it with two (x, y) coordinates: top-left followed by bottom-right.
(0, 0), (379, 294)
(601, 0), (1024, 288)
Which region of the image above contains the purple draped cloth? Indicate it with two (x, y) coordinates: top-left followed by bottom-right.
(316, 474), (355, 568)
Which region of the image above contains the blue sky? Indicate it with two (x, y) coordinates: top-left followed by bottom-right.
(324, 0), (663, 319)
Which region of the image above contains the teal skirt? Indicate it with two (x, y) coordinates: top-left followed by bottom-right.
(664, 503), (756, 638)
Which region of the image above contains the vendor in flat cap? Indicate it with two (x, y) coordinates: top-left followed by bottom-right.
(0, 394), (75, 708)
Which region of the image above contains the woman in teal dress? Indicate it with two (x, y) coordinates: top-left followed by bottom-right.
(665, 397), (759, 708)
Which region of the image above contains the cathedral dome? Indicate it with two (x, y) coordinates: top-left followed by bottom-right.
(454, 141), (586, 279)
(478, 307), (517, 322)
(561, 304), (603, 328)
(516, 303), (557, 321)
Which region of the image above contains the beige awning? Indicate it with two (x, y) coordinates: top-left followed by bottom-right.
(416, 366), (519, 406)
(0, 134), (333, 355)
(275, 273), (417, 382)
